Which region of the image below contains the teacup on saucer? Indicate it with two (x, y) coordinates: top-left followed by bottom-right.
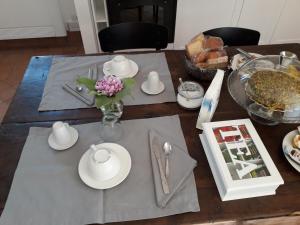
(141, 71), (165, 95)
(48, 121), (78, 151)
(103, 55), (139, 78)
(87, 145), (120, 181)
(78, 143), (131, 189)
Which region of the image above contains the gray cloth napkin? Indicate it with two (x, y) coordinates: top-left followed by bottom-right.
(149, 129), (197, 208)
(63, 82), (95, 106)
(0, 115), (199, 225)
(38, 53), (176, 111)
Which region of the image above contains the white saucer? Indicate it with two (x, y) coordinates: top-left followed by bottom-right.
(103, 60), (138, 78)
(282, 130), (300, 173)
(141, 81), (165, 95)
(48, 126), (78, 151)
(78, 143), (131, 189)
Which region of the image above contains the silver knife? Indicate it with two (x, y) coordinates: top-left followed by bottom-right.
(94, 65), (98, 80)
(152, 136), (170, 194)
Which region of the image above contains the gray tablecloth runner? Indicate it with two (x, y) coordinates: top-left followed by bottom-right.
(38, 53), (176, 111)
(0, 115), (199, 225)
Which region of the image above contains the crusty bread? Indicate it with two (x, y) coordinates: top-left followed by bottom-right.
(186, 33), (228, 69)
(203, 36), (224, 50)
(186, 34), (205, 57)
(193, 51), (208, 63)
(191, 33), (205, 42)
(207, 56), (228, 65)
(293, 134), (300, 148)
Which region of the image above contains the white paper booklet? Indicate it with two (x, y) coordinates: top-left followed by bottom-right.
(196, 69), (224, 130)
(200, 119), (284, 201)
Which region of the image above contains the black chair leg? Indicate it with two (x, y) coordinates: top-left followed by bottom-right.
(138, 6), (143, 21)
(154, 5), (159, 23)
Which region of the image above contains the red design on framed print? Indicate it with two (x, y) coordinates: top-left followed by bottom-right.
(213, 124), (270, 180)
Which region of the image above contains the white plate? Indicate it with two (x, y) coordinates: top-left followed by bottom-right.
(48, 126), (78, 151)
(231, 53), (262, 70)
(103, 60), (138, 78)
(78, 143), (131, 189)
(282, 130), (300, 172)
(141, 81), (165, 95)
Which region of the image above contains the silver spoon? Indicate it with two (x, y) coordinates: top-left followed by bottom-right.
(163, 142), (172, 178)
(75, 85), (83, 92)
(179, 77), (191, 101)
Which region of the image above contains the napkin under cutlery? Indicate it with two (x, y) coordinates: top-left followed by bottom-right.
(149, 129), (197, 208)
(62, 66), (97, 106)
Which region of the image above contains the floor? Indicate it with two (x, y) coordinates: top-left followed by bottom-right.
(0, 32), (84, 123)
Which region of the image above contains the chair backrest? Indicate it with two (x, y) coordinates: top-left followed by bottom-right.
(98, 22), (168, 52)
(203, 27), (260, 46)
(106, 0), (177, 43)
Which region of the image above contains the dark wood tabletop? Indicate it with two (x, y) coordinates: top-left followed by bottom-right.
(1, 43), (300, 224)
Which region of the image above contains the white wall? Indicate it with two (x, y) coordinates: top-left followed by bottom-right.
(0, 0), (66, 39)
(271, 0), (300, 44)
(58, 0), (78, 24)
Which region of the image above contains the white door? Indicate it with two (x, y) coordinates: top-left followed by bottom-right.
(0, 0), (66, 40)
(236, 0), (285, 45)
(173, 0), (240, 49)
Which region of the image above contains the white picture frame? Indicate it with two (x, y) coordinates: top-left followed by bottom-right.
(200, 119), (284, 201)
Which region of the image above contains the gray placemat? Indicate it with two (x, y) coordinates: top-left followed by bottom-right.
(38, 53), (176, 111)
(0, 115), (199, 225)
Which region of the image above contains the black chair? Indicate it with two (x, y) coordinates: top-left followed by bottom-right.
(98, 22), (168, 52)
(124, 5), (158, 23)
(203, 27), (260, 46)
(106, 0), (177, 43)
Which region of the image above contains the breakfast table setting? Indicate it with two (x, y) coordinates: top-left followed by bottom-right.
(1, 42), (300, 225)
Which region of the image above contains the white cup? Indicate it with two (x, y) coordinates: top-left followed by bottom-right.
(110, 55), (132, 76)
(87, 145), (120, 181)
(52, 122), (72, 146)
(146, 71), (161, 93)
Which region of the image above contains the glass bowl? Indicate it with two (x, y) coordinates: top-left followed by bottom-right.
(228, 54), (300, 125)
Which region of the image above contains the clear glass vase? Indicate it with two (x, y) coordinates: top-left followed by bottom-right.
(99, 101), (124, 142)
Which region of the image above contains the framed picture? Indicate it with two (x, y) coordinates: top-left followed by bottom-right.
(200, 119), (284, 201)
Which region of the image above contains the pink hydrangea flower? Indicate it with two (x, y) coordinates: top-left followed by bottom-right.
(95, 75), (124, 96)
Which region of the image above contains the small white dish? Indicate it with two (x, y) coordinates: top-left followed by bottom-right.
(282, 130), (300, 172)
(78, 143), (131, 189)
(177, 93), (203, 110)
(48, 126), (78, 151)
(103, 59), (138, 78)
(231, 53), (262, 70)
(141, 81), (165, 95)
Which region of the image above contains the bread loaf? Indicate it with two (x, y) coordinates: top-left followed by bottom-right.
(207, 56), (228, 65)
(203, 36), (224, 50)
(186, 33), (228, 69)
(186, 34), (205, 57)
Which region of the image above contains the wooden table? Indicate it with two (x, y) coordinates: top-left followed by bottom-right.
(1, 44), (300, 225)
